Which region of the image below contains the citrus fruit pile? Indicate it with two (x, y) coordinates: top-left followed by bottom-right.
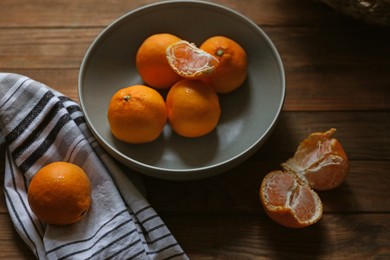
(259, 128), (349, 228)
(28, 162), (92, 225)
(107, 33), (247, 144)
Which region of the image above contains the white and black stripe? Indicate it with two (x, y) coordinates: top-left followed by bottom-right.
(0, 73), (187, 260)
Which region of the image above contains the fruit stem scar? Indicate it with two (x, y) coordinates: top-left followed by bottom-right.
(124, 95), (131, 101)
(216, 49), (224, 57)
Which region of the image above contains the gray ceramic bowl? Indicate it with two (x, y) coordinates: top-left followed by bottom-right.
(78, 0), (285, 180)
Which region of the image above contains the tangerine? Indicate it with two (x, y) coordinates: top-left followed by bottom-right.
(27, 162), (91, 226)
(107, 85), (167, 144)
(282, 128), (349, 191)
(260, 170), (323, 228)
(200, 36), (248, 94)
(166, 79), (221, 138)
(136, 33), (182, 89)
(166, 40), (219, 80)
(259, 128), (349, 228)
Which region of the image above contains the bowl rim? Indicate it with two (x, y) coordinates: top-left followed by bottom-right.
(78, 0), (286, 180)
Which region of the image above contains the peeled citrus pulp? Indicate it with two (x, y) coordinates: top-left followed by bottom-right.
(166, 40), (219, 80)
(282, 128), (349, 191)
(260, 129), (349, 228)
(260, 170), (323, 228)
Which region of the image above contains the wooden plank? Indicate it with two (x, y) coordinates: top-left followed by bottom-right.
(0, 213), (388, 259)
(264, 26), (390, 69)
(162, 213), (390, 259)
(285, 67), (390, 111)
(3, 69), (80, 102)
(0, 0), (352, 28)
(0, 214), (35, 259)
(145, 160), (390, 214)
(1, 26), (388, 71)
(3, 66), (390, 111)
(258, 111), (390, 160)
(0, 28), (101, 69)
(1, 111), (389, 213)
(2, 158), (388, 215)
(0, 111), (388, 162)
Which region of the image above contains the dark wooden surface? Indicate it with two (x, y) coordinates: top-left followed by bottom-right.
(1, 0), (389, 259)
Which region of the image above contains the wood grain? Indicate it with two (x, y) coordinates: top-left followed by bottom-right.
(0, 0), (350, 28)
(3, 67), (390, 111)
(2, 26), (389, 70)
(163, 214), (390, 259)
(145, 160), (390, 214)
(0, 28), (100, 69)
(0, 0), (389, 259)
(0, 213), (388, 259)
(0, 215), (35, 259)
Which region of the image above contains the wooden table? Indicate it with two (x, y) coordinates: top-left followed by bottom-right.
(1, 0), (389, 258)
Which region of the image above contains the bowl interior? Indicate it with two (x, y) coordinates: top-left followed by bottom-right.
(79, 1), (285, 180)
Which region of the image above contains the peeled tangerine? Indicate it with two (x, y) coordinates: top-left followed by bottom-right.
(166, 40), (219, 80)
(260, 171), (323, 228)
(282, 128), (349, 191)
(260, 128), (349, 228)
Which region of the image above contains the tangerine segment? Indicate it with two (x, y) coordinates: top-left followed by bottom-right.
(166, 79), (221, 138)
(107, 85), (167, 144)
(282, 128), (349, 191)
(166, 40), (219, 79)
(136, 33), (182, 89)
(260, 171), (323, 228)
(27, 162), (91, 225)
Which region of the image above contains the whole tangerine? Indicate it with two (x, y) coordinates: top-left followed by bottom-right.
(200, 35), (248, 94)
(166, 79), (221, 138)
(27, 162), (91, 225)
(107, 85), (167, 144)
(136, 33), (182, 89)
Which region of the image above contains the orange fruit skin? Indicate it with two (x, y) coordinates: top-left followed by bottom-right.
(27, 162), (91, 226)
(136, 33), (182, 89)
(107, 85), (167, 144)
(200, 36), (248, 94)
(259, 129), (349, 228)
(260, 171), (323, 228)
(282, 128), (349, 191)
(166, 79), (221, 138)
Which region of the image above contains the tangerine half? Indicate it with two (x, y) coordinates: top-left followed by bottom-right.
(260, 170), (323, 228)
(282, 128), (349, 191)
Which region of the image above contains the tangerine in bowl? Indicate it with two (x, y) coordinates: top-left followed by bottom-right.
(78, 0), (285, 180)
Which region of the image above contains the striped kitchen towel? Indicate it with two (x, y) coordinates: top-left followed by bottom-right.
(0, 73), (187, 260)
